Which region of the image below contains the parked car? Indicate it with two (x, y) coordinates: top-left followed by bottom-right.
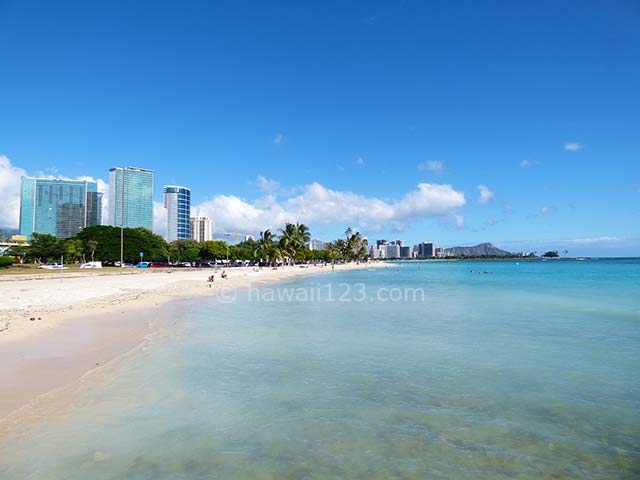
(136, 262), (151, 268)
(121, 263), (137, 268)
(175, 262), (192, 267)
(37, 263), (65, 269)
(80, 261), (103, 269)
(193, 262), (213, 268)
(149, 262), (170, 268)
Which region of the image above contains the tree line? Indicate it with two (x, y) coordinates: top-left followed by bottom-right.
(2, 225), (370, 266)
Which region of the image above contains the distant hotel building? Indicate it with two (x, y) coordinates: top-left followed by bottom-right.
(163, 185), (191, 242)
(416, 242), (436, 258)
(400, 246), (413, 258)
(190, 216), (212, 242)
(386, 244), (401, 258)
(370, 243), (401, 259)
(108, 167), (154, 231)
(307, 238), (326, 251)
(370, 244), (385, 259)
(19, 177), (102, 239)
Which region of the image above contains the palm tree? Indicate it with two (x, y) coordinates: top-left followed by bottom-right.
(324, 242), (338, 262)
(335, 238), (348, 259)
(296, 223), (311, 245)
(341, 227), (368, 261)
(278, 223), (312, 265)
(278, 223), (298, 265)
(254, 230), (276, 265)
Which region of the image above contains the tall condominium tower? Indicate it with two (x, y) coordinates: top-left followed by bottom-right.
(19, 177), (102, 239)
(417, 242), (436, 258)
(163, 185), (191, 242)
(190, 216), (212, 242)
(108, 167), (154, 231)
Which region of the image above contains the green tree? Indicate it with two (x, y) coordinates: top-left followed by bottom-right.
(7, 244), (28, 264)
(75, 226), (169, 263)
(169, 239), (201, 263)
(228, 239), (259, 261)
(339, 228), (368, 261)
(542, 250), (559, 258)
(28, 233), (66, 263)
(198, 240), (229, 261)
(254, 230), (280, 265)
(0, 256), (13, 268)
(277, 223), (312, 265)
(65, 238), (85, 263)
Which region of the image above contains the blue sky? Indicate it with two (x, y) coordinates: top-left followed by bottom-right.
(1, 0), (638, 255)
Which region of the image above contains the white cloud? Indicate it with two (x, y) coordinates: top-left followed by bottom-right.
(1, 156), (467, 238)
(0, 155), (28, 228)
(356, 156), (365, 166)
(272, 133), (283, 145)
(566, 236), (623, 245)
(153, 201), (167, 237)
(519, 159), (540, 168)
(564, 142), (583, 151)
(417, 160), (445, 173)
(255, 175), (281, 194)
(530, 206), (558, 218)
(192, 182), (466, 234)
(476, 184), (494, 204)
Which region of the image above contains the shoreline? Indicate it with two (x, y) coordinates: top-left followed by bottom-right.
(0, 263), (380, 344)
(0, 262), (383, 442)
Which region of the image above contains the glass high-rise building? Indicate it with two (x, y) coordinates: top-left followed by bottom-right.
(108, 167), (154, 231)
(19, 177), (102, 239)
(163, 185), (191, 242)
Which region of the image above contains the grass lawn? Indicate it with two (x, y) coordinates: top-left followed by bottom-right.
(0, 264), (126, 276)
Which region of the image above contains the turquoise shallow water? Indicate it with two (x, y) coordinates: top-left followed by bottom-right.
(2, 260), (639, 479)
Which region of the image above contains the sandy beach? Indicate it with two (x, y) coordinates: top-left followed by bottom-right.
(0, 263), (381, 426)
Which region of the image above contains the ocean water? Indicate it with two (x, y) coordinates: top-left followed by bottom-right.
(1, 260), (639, 479)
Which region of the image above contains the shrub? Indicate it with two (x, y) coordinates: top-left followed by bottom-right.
(0, 256), (14, 268)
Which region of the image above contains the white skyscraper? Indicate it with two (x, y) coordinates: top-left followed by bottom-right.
(163, 185), (191, 242)
(190, 216), (212, 242)
(306, 238), (326, 251)
(385, 244), (401, 258)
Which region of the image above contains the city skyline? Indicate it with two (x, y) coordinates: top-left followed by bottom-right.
(1, 1), (639, 256)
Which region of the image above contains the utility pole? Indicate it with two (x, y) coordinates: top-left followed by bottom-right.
(224, 232), (230, 265)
